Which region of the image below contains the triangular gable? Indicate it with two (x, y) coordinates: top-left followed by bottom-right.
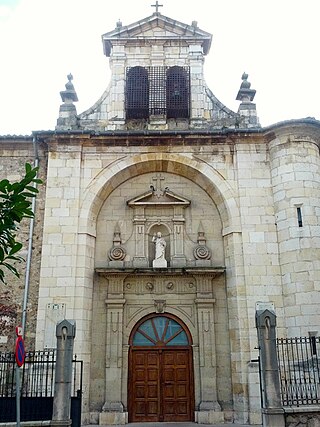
(127, 188), (191, 207)
(102, 13), (212, 56)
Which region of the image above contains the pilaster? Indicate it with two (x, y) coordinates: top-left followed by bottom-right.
(100, 274), (127, 425)
(194, 275), (222, 423)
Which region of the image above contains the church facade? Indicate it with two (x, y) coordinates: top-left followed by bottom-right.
(1, 6), (320, 426)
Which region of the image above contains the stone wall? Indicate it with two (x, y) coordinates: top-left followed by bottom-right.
(30, 125), (320, 423)
(268, 127), (320, 336)
(0, 137), (47, 352)
(285, 410), (320, 427)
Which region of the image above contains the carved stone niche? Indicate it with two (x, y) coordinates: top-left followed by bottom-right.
(127, 174), (191, 268)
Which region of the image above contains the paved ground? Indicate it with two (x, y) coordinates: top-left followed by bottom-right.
(82, 423), (260, 427)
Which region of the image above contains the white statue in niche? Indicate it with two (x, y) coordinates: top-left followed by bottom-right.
(152, 232), (167, 268)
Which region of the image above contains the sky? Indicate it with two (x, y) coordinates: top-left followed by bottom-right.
(0, 0), (319, 135)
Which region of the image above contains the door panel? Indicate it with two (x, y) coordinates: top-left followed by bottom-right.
(131, 350), (160, 422)
(130, 348), (193, 422)
(162, 350), (191, 421)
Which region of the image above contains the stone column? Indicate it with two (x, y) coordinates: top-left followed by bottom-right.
(255, 306), (285, 427)
(100, 295), (127, 425)
(171, 206), (186, 266)
(195, 274), (223, 424)
(52, 320), (76, 427)
(132, 207), (148, 267)
(223, 230), (250, 423)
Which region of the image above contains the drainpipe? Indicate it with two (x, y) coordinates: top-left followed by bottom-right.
(21, 135), (39, 337)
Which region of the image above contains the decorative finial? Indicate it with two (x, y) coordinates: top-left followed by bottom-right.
(151, 1), (163, 14)
(56, 73), (78, 130)
(240, 72), (251, 89)
(197, 221), (205, 235)
(194, 224), (211, 261)
(236, 72), (256, 103)
(108, 223), (126, 262)
(236, 72), (260, 128)
(114, 222), (121, 234)
(60, 74), (78, 103)
(65, 73), (75, 91)
(116, 19), (122, 28)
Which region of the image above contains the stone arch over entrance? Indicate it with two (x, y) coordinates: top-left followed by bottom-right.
(82, 153), (249, 423)
(79, 153), (240, 236)
(128, 313), (195, 423)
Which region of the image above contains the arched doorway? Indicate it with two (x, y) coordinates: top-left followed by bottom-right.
(128, 313), (194, 422)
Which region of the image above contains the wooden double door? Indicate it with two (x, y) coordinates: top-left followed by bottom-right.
(128, 318), (194, 422)
(129, 348), (194, 422)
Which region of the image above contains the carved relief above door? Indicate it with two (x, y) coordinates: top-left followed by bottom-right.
(127, 174), (191, 268)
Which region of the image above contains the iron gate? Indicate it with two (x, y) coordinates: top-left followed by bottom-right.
(0, 350), (83, 426)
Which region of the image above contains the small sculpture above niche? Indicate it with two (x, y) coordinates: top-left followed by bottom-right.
(151, 227), (169, 268)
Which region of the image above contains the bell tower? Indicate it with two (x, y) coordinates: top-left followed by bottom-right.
(99, 7), (212, 130)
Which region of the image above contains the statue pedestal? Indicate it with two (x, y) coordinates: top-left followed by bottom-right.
(153, 258), (167, 268)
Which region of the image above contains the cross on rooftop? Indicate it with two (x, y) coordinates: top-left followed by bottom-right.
(151, 1), (163, 13)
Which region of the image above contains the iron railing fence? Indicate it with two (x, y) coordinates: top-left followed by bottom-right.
(277, 336), (320, 406)
(0, 350), (82, 398)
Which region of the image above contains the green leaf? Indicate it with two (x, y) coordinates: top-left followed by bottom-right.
(8, 242), (23, 256)
(0, 180), (9, 193)
(6, 255), (23, 263)
(0, 162), (42, 282)
(1, 262), (19, 277)
(25, 186), (38, 193)
(20, 192), (37, 198)
(25, 163), (32, 173)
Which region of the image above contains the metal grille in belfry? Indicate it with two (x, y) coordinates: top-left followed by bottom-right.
(166, 66), (189, 118)
(125, 66), (190, 119)
(149, 66), (167, 115)
(126, 67), (149, 119)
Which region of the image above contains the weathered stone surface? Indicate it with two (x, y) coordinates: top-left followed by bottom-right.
(286, 411), (320, 427)
(0, 138), (47, 352)
(1, 6), (320, 426)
